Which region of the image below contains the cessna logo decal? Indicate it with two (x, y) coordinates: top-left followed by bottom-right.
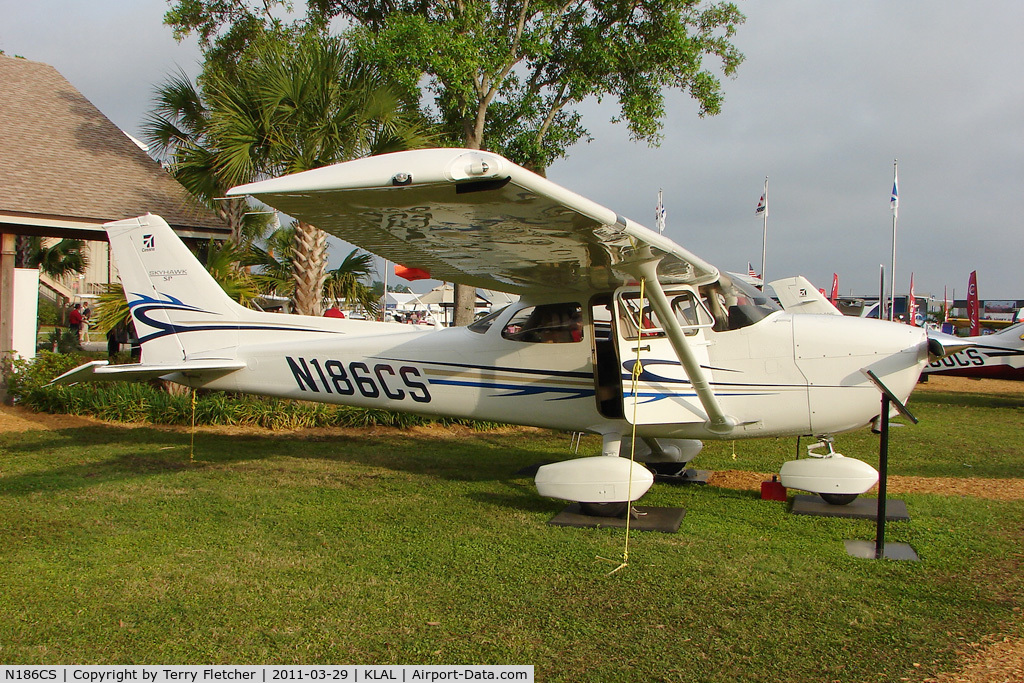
(142, 234), (156, 250)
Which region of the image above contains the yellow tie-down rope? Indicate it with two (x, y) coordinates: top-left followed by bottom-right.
(602, 279), (647, 575)
(190, 386), (197, 463)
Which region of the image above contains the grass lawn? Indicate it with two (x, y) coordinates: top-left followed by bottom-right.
(0, 385), (1022, 681)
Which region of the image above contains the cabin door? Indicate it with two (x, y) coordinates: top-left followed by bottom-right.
(612, 285), (716, 426)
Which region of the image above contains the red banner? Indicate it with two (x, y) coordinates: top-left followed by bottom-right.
(967, 270), (980, 336)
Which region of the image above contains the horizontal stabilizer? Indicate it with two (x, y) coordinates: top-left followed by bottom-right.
(49, 360), (247, 386)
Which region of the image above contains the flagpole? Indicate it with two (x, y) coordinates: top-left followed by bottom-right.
(879, 265), (885, 320)
(382, 258), (389, 322)
(889, 159), (898, 321)
(656, 189), (665, 235)
(760, 177), (768, 289)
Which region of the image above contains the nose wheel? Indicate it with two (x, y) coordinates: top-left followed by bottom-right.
(819, 492), (858, 506)
(579, 501), (631, 518)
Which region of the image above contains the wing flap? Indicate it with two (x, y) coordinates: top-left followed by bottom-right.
(228, 149), (719, 295)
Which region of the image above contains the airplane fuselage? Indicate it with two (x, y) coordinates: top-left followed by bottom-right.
(175, 293), (929, 441)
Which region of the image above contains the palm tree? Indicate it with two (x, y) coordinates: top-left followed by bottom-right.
(201, 239), (261, 305)
(22, 237), (89, 278)
(196, 31), (434, 316)
(143, 71), (257, 245)
(324, 248), (377, 317)
(145, 30), (433, 316)
(245, 224), (296, 301)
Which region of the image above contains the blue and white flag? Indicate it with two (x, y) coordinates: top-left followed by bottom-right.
(890, 165), (899, 217)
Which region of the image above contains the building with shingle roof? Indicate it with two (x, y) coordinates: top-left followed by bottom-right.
(0, 54), (229, 363)
(0, 54), (227, 241)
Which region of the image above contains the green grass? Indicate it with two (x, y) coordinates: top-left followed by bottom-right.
(1, 389), (1022, 680)
(686, 386), (1024, 480)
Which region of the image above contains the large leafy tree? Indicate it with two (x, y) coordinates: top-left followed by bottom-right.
(166, 0), (745, 323)
(148, 30), (434, 316)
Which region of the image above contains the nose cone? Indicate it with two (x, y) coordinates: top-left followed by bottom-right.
(793, 314), (928, 432)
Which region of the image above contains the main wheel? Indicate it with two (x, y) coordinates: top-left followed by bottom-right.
(579, 501), (630, 518)
(819, 492), (858, 505)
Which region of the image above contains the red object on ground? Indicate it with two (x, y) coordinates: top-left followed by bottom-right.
(761, 476), (787, 501)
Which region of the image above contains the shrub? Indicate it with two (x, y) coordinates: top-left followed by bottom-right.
(37, 296), (59, 327)
(3, 350), (87, 402)
(40, 329), (82, 354)
(5, 352), (507, 431)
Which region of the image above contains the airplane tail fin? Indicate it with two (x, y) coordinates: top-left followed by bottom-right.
(770, 276), (843, 316)
(106, 214), (245, 363)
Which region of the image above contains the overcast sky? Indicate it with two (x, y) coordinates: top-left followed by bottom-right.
(2, 0), (1021, 299)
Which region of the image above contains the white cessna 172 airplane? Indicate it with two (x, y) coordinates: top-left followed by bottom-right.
(55, 148), (947, 510)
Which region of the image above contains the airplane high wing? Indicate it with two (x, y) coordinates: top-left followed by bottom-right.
(227, 148), (719, 294)
(51, 149), (942, 515)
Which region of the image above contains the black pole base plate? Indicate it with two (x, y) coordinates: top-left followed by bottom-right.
(548, 503), (685, 533)
(790, 494), (910, 521)
(844, 540), (920, 561)
(651, 467), (711, 484)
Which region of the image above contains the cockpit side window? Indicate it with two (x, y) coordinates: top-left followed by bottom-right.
(468, 306), (508, 334)
(616, 290), (713, 340)
(501, 302), (584, 343)
(699, 275), (780, 331)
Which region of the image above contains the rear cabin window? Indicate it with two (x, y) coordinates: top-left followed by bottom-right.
(501, 303), (584, 343)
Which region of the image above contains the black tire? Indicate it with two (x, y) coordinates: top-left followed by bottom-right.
(820, 492), (858, 506)
(647, 462), (688, 478)
(579, 501), (629, 518)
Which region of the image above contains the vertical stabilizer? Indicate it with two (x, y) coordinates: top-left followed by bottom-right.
(107, 214), (243, 363)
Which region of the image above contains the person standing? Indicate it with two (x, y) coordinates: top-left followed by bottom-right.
(81, 303), (92, 341)
(68, 303), (83, 340)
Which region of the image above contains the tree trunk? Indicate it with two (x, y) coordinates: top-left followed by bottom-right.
(450, 126), (486, 326)
(217, 197), (251, 246)
(291, 221), (328, 316)
(453, 283), (477, 326)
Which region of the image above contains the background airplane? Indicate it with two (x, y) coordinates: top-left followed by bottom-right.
(922, 322), (1024, 381)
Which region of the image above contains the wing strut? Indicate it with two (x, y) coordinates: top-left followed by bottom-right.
(620, 251), (737, 435)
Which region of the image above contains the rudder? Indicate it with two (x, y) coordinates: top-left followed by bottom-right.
(106, 214), (243, 363)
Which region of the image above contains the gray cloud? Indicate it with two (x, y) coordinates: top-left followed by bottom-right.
(3, 0), (1020, 298)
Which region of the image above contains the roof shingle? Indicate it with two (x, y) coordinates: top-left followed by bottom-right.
(0, 55), (227, 236)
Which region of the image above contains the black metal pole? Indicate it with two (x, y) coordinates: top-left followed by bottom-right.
(875, 395), (890, 559)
